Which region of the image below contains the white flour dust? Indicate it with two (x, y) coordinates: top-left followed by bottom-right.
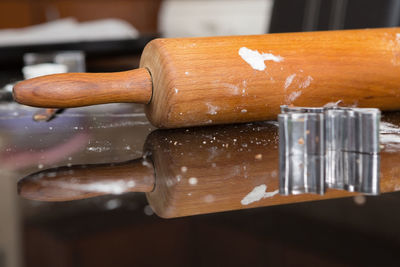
(284, 74), (296, 90)
(380, 121), (400, 152)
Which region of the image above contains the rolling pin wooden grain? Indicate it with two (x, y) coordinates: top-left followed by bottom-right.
(18, 113), (400, 218)
(13, 28), (400, 128)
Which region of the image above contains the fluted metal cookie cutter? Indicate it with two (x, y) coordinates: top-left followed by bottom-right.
(278, 105), (380, 196)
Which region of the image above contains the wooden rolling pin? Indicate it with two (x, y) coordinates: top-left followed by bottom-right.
(13, 28), (400, 128)
(18, 113), (400, 218)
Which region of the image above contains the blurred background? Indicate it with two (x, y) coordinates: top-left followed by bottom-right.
(2, 0), (400, 266)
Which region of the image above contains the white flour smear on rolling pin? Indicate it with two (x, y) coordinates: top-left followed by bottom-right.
(238, 47), (283, 71)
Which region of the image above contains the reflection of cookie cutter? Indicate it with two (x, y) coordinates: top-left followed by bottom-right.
(279, 105), (380, 196)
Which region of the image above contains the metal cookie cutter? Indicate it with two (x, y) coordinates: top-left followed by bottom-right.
(279, 105), (380, 196)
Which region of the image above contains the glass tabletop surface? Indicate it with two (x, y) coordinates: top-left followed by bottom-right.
(2, 102), (400, 267)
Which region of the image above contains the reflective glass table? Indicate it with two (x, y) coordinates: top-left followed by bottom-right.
(2, 102), (400, 267)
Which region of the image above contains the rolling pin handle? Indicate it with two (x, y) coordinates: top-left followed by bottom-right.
(13, 68), (153, 108)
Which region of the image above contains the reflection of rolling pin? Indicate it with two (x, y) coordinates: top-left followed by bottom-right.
(18, 116), (400, 218)
(14, 28), (400, 128)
